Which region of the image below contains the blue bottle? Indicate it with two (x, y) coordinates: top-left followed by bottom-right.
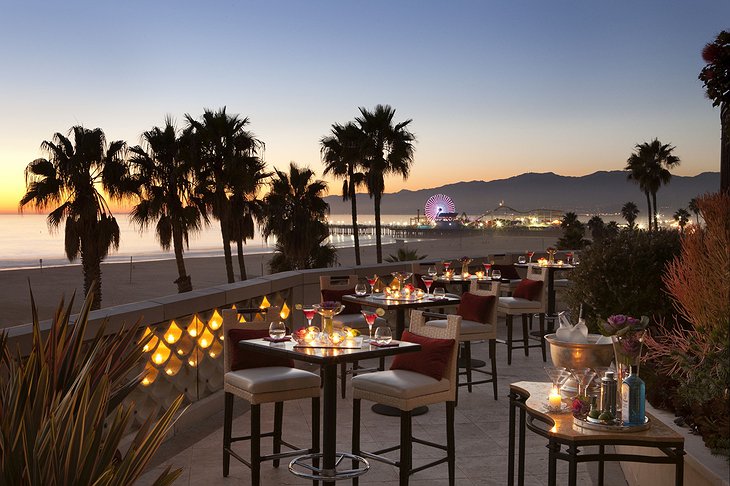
(621, 365), (645, 426)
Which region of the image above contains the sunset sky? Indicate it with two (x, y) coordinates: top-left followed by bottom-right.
(0, 0), (727, 214)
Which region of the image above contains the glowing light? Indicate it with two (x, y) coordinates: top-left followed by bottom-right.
(165, 320), (182, 344)
(208, 310), (222, 330)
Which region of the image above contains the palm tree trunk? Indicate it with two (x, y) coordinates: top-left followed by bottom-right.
(236, 238), (247, 280)
(219, 218), (235, 283)
(374, 193), (383, 263)
(645, 192), (652, 231)
(350, 181), (361, 266)
(81, 234), (102, 310)
(721, 102), (729, 193)
(172, 225), (192, 293)
(652, 192), (659, 231)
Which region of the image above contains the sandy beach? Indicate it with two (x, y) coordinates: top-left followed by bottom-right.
(0, 231), (559, 328)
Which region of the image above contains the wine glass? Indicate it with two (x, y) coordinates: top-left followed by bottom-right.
(442, 261), (452, 273)
(355, 283), (368, 296)
(421, 275), (433, 294)
(269, 321), (287, 340)
(527, 251), (535, 263)
(571, 368), (597, 398)
(302, 306), (316, 329)
(433, 287), (446, 300)
(374, 325), (392, 345)
(518, 255), (527, 264)
(361, 310), (378, 342)
(482, 262), (492, 277)
(427, 266), (437, 278)
(491, 269), (502, 280)
(544, 366), (570, 390)
(367, 275), (378, 294)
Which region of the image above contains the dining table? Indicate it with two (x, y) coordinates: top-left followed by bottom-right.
(236, 337), (421, 484)
(514, 262), (574, 321)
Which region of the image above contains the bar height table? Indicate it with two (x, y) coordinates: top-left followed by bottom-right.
(237, 338), (420, 484)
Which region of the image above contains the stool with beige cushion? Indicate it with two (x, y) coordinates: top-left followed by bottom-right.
(423, 279), (500, 401)
(351, 310), (461, 486)
(496, 265), (548, 365)
(319, 275), (386, 398)
(222, 308), (321, 486)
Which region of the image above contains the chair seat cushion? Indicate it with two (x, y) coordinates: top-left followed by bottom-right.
(333, 313), (386, 330)
(554, 278), (572, 288)
(390, 331), (455, 380)
(321, 288), (360, 314)
(427, 318), (494, 336)
(512, 279), (543, 301)
(225, 366), (320, 394)
(497, 296), (542, 310)
(228, 329), (295, 371)
(456, 292), (495, 323)
(352, 369), (449, 399)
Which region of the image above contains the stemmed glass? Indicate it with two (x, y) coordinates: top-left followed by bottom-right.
(442, 261), (452, 273)
(421, 275), (433, 295)
(427, 266), (437, 278)
(571, 368), (597, 397)
(367, 275), (378, 294)
(391, 271), (413, 291)
(482, 262), (492, 278)
(544, 366), (570, 392)
(302, 306), (316, 329)
(527, 251), (535, 263)
(361, 310), (378, 342)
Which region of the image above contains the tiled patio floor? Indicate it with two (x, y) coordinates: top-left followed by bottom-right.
(137, 317), (629, 486)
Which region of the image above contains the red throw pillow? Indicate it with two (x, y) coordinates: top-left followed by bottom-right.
(321, 288), (361, 314)
(512, 279), (543, 301)
(456, 292), (495, 324)
(390, 331), (455, 380)
(228, 328), (295, 371)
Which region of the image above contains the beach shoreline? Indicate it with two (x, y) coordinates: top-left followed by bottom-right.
(0, 231), (559, 329)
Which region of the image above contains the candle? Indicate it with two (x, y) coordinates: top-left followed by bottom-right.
(476, 271), (484, 279)
(548, 386), (562, 410)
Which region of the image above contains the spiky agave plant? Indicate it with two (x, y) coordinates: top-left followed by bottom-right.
(0, 288), (184, 485)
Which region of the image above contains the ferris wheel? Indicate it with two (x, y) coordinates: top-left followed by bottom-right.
(424, 194), (455, 221)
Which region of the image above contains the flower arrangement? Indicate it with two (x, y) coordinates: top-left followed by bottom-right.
(545, 247), (557, 263)
(601, 314), (649, 359)
(318, 300), (341, 311)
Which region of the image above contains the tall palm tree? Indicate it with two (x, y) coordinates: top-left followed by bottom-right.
(673, 208), (691, 233)
(626, 151), (654, 231)
(228, 157), (269, 280)
(186, 107), (264, 283)
(688, 197), (700, 225)
(621, 201), (640, 229)
(626, 139), (680, 231)
(19, 126), (131, 309)
(128, 119), (204, 293)
(356, 105), (416, 263)
(261, 163), (336, 272)
(321, 122), (366, 265)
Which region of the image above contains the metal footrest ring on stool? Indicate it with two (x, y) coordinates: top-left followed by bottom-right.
(289, 452), (369, 481)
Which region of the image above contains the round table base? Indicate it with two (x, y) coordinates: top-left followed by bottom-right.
(372, 404), (429, 416)
(459, 357), (486, 369)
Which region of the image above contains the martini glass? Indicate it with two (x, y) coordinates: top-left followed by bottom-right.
(421, 275), (433, 295)
(361, 310), (378, 342)
(571, 368), (597, 398)
(427, 266), (437, 278)
(442, 261), (452, 274)
(482, 262), (492, 278)
(544, 366), (570, 390)
(527, 251), (535, 263)
(302, 306), (316, 330)
(367, 275), (378, 294)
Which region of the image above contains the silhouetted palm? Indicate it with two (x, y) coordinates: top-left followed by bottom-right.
(621, 202), (640, 229)
(321, 122), (366, 265)
(688, 197), (700, 225)
(674, 208), (691, 233)
(626, 139), (680, 231)
(261, 163), (336, 272)
(356, 105), (416, 263)
(186, 107), (264, 283)
(19, 126), (131, 309)
(587, 215), (606, 241)
(626, 153), (654, 231)
(557, 212), (587, 249)
(128, 119), (204, 293)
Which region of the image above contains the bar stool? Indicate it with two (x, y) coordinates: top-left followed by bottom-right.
(351, 310), (461, 486)
(496, 265), (548, 365)
(222, 309), (321, 486)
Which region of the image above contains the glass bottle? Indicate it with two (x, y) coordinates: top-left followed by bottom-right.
(621, 365), (645, 426)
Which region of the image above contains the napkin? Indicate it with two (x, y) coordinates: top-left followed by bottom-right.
(263, 336), (291, 343)
(369, 341), (399, 347)
(555, 314), (588, 343)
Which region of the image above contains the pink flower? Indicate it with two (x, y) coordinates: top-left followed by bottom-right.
(606, 314), (629, 333)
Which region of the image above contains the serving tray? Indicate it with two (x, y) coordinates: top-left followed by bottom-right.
(574, 415), (651, 432)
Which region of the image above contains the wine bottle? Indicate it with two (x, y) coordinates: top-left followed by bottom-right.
(621, 365), (645, 426)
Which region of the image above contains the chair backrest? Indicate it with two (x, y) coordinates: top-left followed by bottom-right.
(469, 280), (499, 328)
(526, 265), (548, 312)
(409, 310), (461, 401)
(319, 275), (358, 291)
(222, 307), (281, 373)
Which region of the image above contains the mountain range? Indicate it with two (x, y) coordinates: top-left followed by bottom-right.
(323, 171), (720, 215)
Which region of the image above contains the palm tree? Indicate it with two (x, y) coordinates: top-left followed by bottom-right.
(587, 215), (606, 241)
(321, 122), (366, 265)
(626, 151), (654, 231)
(128, 119), (203, 293)
(384, 247), (427, 262)
(621, 201), (640, 229)
(19, 126), (131, 309)
(186, 107), (264, 283)
(674, 208), (691, 233)
(228, 157), (269, 280)
(688, 197), (700, 225)
(261, 163), (336, 272)
(557, 211), (586, 249)
(626, 139), (680, 231)
(356, 105), (416, 263)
